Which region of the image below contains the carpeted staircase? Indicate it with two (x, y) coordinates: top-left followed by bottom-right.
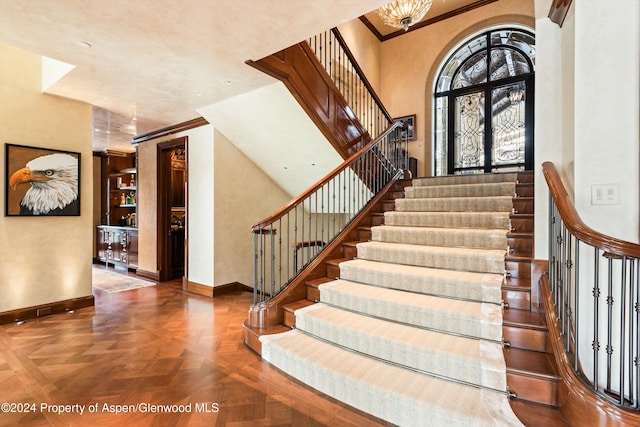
(260, 173), (525, 426)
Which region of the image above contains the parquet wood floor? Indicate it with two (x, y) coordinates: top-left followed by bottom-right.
(0, 281), (393, 427)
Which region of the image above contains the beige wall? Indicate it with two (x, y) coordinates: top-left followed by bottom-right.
(213, 129), (291, 287)
(92, 156), (102, 257)
(136, 136), (159, 274)
(337, 19), (382, 95)
(378, 0), (535, 177)
(0, 43), (93, 313)
(136, 123), (291, 288)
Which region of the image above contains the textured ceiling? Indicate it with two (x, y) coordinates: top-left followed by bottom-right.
(0, 0), (487, 153)
(0, 0), (391, 151)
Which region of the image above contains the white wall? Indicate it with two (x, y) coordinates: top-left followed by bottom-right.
(198, 82), (343, 199)
(535, 0), (640, 258)
(187, 125), (215, 286)
(533, 6), (564, 259)
(573, 0), (640, 244)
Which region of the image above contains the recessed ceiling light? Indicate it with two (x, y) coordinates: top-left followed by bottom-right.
(76, 40), (92, 48)
(224, 80), (232, 85)
(195, 92), (202, 96)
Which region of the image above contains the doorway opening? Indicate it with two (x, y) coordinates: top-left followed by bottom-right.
(157, 137), (187, 282)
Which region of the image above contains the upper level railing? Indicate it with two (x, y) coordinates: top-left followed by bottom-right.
(307, 29), (393, 140)
(544, 161), (640, 411)
(252, 122), (407, 304)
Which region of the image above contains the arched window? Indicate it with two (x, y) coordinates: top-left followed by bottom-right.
(434, 28), (535, 175)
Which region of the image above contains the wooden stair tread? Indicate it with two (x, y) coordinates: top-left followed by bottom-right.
(505, 348), (558, 379)
(510, 213), (534, 218)
(510, 400), (570, 426)
(244, 323), (291, 336)
(326, 257), (351, 266)
(502, 277), (532, 290)
(505, 254), (533, 262)
(307, 277), (334, 287)
(283, 299), (315, 313)
(508, 232), (533, 238)
(503, 309), (546, 329)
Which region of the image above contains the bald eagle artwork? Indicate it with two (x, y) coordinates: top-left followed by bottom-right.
(6, 146), (80, 216)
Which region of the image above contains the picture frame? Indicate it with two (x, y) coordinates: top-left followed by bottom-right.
(394, 114), (416, 141)
(5, 143), (81, 216)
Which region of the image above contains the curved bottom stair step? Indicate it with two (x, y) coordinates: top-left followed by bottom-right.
(295, 303), (507, 391)
(261, 329), (524, 427)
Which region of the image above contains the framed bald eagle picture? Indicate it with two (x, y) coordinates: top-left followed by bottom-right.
(5, 144), (81, 216)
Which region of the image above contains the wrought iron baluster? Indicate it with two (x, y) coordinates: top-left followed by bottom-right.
(636, 259), (640, 408)
(277, 217), (282, 292)
(565, 232), (572, 350)
(606, 256), (614, 392)
(620, 256), (628, 405)
(594, 247), (601, 391)
(574, 238), (580, 370)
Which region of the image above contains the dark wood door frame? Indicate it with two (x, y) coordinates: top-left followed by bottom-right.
(157, 137), (187, 283)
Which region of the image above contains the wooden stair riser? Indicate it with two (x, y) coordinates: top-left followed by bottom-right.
(516, 172), (534, 183)
(326, 261), (341, 280)
(305, 277), (332, 302)
(283, 308), (296, 328)
(503, 276), (532, 310)
(507, 372), (559, 407)
(381, 200), (395, 211)
(307, 285), (320, 302)
(343, 242), (358, 260)
(283, 300), (314, 328)
(508, 235), (533, 257)
(358, 227), (372, 241)
(371, 213), (385, 226)
(515, 183), (534, 197)
(503, 325), (548, 352)
(505, 259), (532, 279)
(512, 198), (534, 214)
(510, 215), (534, 233)
(502, 290), (531, 310)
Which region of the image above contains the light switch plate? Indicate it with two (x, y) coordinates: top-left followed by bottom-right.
(591, 184), (619, 205)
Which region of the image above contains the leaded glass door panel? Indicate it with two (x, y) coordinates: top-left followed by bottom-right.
(492, 81), (526, 167)
(454, 91), (485, 171)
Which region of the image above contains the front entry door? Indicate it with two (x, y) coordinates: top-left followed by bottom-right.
(435, 28), (535, 175)
(450, 78), (532, 174)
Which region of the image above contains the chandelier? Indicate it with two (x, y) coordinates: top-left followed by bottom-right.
(377, 0), (433, 32)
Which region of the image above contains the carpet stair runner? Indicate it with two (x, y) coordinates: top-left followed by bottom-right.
(260, 173), (525, 426)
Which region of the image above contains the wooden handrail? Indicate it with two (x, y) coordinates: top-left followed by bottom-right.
(251, 121), (403, 231)
(542, 161), (640, 258)
(331, 28), (393, 123)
